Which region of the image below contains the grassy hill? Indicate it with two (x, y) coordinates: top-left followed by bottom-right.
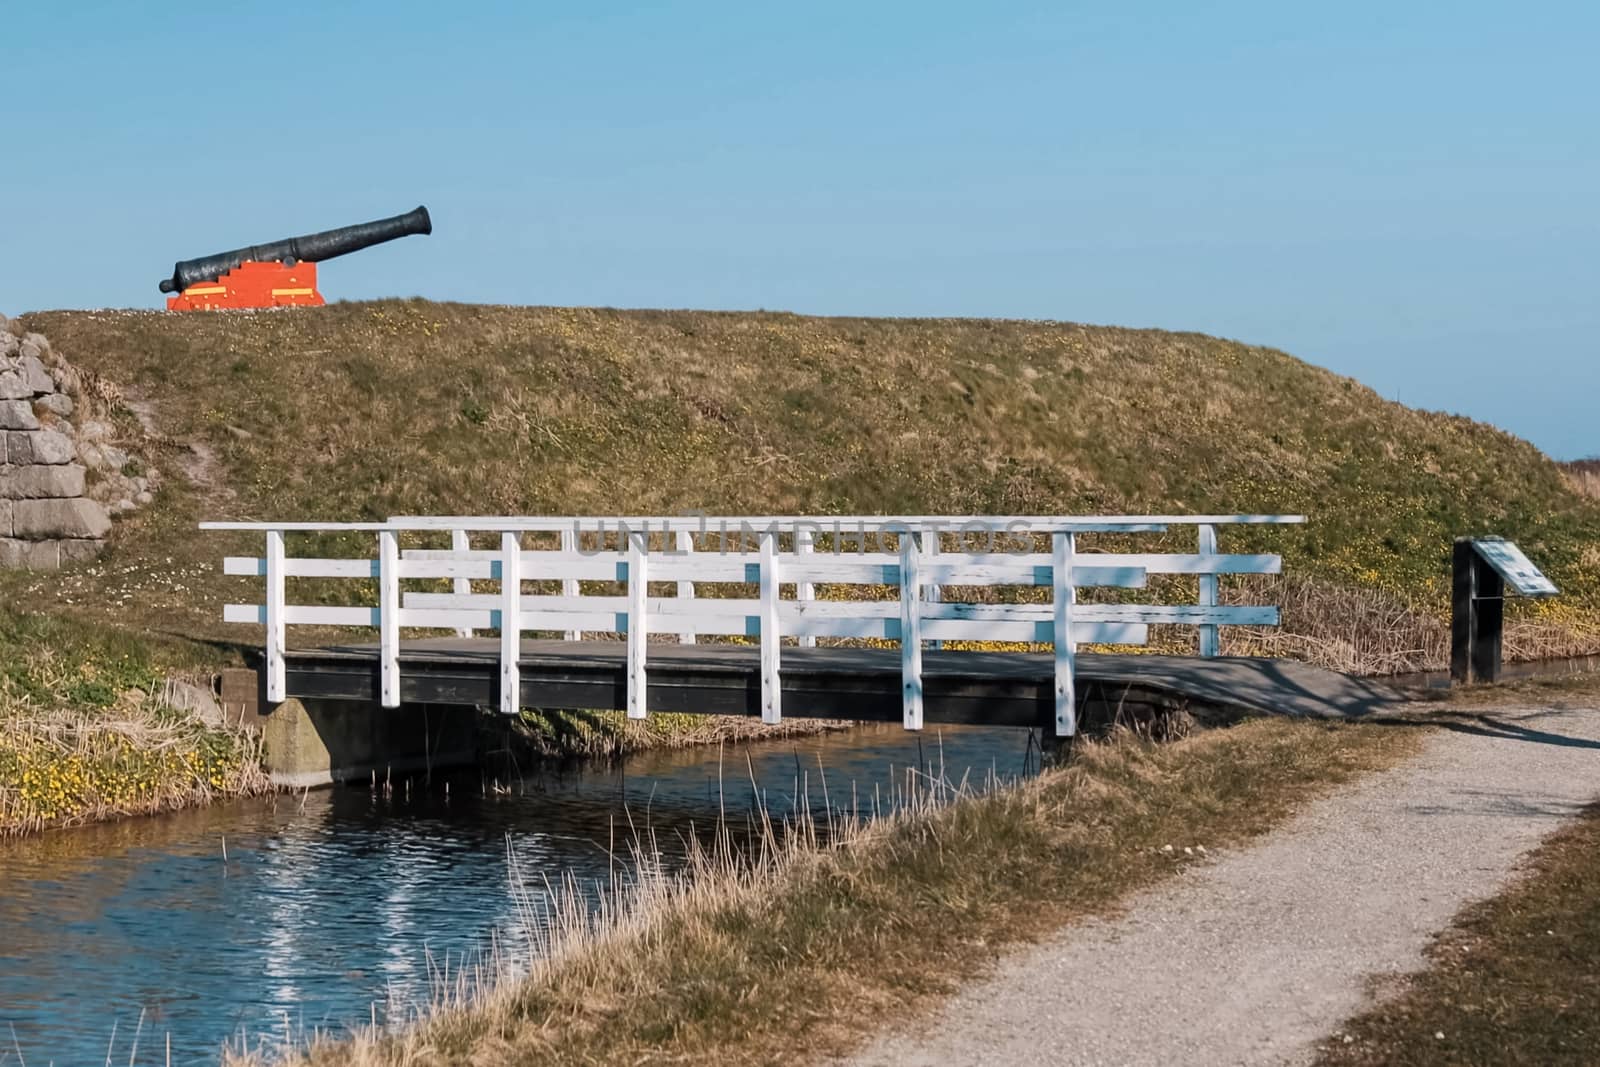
(6, 299), (1598, 831)
(9, 299), (1600, 667)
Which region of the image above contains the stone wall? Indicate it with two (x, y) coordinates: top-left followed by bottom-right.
(1, 317), (146, 570)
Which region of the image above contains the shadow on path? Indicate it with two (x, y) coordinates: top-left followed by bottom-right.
(1369, 708), (1600, 752)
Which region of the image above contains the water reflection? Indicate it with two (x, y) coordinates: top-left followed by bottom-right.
(0, 724), (1031, 1065)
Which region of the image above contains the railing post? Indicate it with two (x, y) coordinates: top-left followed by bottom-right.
(759, 530), (782, 723)
(795, 525), (816, 649)
(900, 532), (924, 731)
(379, 529), (401, 708)
(1198, 523), (1219, 658)
(676, 528), (696, 646)
(451, 528), (474, 639)
(499, 531), (522, 716)
(926, 527), (942, 650)
(627, 528), (649, 719)
(560, 526), (581, 641)
(264, 529), (286, 704)
(1052, 531), (1077, 737)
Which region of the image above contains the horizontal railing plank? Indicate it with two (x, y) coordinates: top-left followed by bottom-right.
(400, 549), (625, 582)
(225, 604), (380, 626)
(225, 557), (380, 578)
(1097, 552), (1281, 575)
(382, 514), (1188, 532)
(394, 558), (1147, 587)
(398, 592), (1275, 628)
(238, 596), (1274, 635)
(393, 549), (1269, 582)
(390, 605), (1149, 645)
(204, 514), (1304, 535)
(788, 599), (1279, 626)
(232, 597), (1160, 646)
(385, 513), (1304, 530)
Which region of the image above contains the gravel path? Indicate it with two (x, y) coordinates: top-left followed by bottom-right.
(850, 706), (1600, 1067)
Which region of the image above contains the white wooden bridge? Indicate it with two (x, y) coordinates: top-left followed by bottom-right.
(203, 514), (1319, 736)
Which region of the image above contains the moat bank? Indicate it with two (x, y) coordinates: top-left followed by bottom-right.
(0, 720), (1028, 1066)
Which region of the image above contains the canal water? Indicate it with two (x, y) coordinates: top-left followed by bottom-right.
(0, 724), (1033, 1065)
(1382, 652), (1600, 691)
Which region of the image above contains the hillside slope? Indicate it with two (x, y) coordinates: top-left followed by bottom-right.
(11, 300), (1600, 668)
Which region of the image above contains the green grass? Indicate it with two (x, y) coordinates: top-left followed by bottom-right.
(0, 606), (264, 833)
(0, 605), (218, 707)
(14, 301), (1600, 656)
(1317, 801), (1600, 1066)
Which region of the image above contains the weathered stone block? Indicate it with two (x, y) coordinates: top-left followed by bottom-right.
(51, 364), (81, 395)
(18, 355), (53, 394)
(0, 537), (59, 570)
(35, 393), (74, 418)
(59, 538), (105, 565)
(0, 371), (29, 400)
(77, 419), (113, 443)
(0, 331), (17, 359)
(12, 497), (111, 539)
(160, 678), (225, 726)
(0, 399), (39, 430)
(1, 464), (87, 500)
(0, 498), (11, 537)
(0, 537), (102, 571)
(39, 430), (76, 464)
(18, 333), (49, 362)
(6, 429), (76, 465)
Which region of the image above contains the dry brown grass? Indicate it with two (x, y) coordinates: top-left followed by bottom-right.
(1560, 458), (1600, 500)
(225, 716), (1422, 1067)
(1425, 669), (1600, 708)
(1222, 574), (1600, 676)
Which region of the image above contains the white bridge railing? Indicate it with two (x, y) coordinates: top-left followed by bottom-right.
(201, 514), (1303, 736)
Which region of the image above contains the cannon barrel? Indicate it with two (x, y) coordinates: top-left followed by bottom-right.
(158, 206), (432, 293)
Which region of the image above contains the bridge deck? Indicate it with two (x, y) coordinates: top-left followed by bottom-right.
(281, 639), (1402, 727)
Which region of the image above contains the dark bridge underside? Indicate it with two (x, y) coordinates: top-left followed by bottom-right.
(282, 639), (1402, 727)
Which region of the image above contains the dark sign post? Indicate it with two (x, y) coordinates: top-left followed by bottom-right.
(1451, 537), (1558, 685)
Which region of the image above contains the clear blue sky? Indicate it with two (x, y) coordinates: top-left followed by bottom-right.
(3, 2), (1595, 457)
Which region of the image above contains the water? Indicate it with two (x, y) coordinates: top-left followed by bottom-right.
(1382, 653), (1600, 691)
(0, 724), (1031, 1065)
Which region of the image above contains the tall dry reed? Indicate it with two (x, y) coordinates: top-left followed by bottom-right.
(1220, 574), (1600, 676)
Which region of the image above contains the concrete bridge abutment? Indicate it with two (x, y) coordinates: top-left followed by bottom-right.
(256, 696), (481, 789)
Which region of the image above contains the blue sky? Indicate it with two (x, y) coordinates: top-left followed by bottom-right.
(3, 2), (1596, 457)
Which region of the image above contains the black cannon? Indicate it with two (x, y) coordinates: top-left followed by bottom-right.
(158, 205), (433, 295)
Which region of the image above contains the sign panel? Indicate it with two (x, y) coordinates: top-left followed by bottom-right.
(1472, 538), (1559, 597)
